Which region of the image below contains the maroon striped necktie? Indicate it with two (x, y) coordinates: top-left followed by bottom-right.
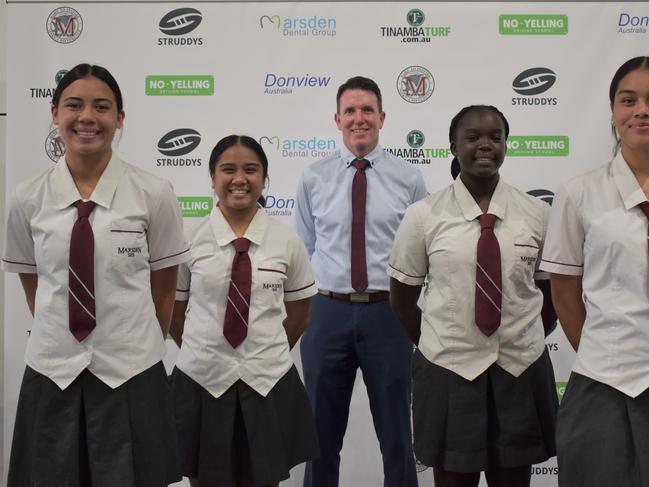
(475, 213), (502, 336)
(68, 200), (97, 341)
(351, 158), (369, 293)
(223, 237), (251, 348)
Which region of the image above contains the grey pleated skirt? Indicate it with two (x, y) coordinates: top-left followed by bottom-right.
(8, 361), (182, 487)
(412, 348), (557, 472)
(171, 365), (319, 487)
(557, 372), (649, 487)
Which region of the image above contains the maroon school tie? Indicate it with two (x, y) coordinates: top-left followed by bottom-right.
(223, 238), (252, 348)
(475, 214), (502, 336)
(639, 202), (649, 253)
(351, 159), (369, 293)
(68, 200), (97, 341)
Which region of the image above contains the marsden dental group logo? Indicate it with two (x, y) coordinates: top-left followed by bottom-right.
(46, 7), (83, 44)
(259, 13), (337, 37)
(158, 8), (204, 45)
(259, 135), (336, 159)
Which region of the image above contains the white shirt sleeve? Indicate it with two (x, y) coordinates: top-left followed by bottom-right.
(534, 202), (551, 280)
(540, 184), (585, 276)
(148, 181), (190, 271)
(1, 188), (37, 274)
(294, 171), (316, 257)
(175, 261), (191, 301)
(387, 203), (428, 286)
(284, 233), (317, 302)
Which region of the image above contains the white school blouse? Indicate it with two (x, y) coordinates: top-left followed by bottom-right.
(1, 155), (189, 389)
(388, 177), (549, 380)
(175, 207), (316, 398)
(541, 153), (649, 398)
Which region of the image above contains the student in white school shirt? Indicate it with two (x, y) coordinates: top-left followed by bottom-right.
(541, 56), (649, 487)
(1, 64), (189, 487)
(388, 105), (558, 487)
(169, 135), (319, 487)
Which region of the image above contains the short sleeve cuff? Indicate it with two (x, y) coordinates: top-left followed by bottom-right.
(284, 281), (317, 302)
(175, 289), (189, 301)
(387, 263), (426, 286)
(150, 248), (190, 271)
(1, 258), (37, 274)
(539, 259), (583, 276)
(534, 270), (550, 280)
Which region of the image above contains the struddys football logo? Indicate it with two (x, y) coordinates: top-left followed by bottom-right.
(46, 7), (83, 44)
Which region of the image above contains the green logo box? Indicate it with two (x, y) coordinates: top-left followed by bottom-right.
(146, 75), (214, 96)
(499, 15), (568, 35)
(178, 196), (213, 218)
(556, 381), (568, 402)
(507, 136), (569, 157)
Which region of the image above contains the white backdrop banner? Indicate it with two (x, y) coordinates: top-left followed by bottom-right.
(4, 2), (649, 486)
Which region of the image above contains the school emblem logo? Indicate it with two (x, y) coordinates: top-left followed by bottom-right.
(46, 7), (83, 44)
(159, 8), (203, 36)
(407, 130), (425, 148)
(407, 9), (425, 27)
(157, 128), (201, 156)
(45, 128), (66, 162)
(397, 66), (435, 103)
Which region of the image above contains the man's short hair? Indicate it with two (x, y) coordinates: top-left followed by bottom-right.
(336, 76), (383, 113)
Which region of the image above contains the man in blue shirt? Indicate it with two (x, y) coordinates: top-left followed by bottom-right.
(296, 76), (427, 487)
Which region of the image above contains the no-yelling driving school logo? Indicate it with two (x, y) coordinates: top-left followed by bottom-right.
(47, 7), (83, 43)
(259, 13), (337, 37)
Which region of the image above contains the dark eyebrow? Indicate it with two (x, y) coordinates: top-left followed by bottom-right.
(616, 89), (637, 96)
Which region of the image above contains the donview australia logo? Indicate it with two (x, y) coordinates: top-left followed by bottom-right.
(512, 67), (558, 106)
(47, 7), (83, 44)
(157, 128), (203, 167)
(158, 8), (203, 45)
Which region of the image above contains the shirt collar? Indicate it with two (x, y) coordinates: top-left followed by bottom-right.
(52, 154), (122, 210)
(611, 152), (646, 210)
(340, 143), (383, 168)
(210, 205), (267, 248)
(452, 176), (507, 222)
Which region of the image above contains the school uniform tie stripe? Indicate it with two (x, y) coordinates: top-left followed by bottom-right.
(475, 213), (502, 336)
(69, 200), (97, 341)
(638, 202), (649, 254)
(223, 237), (252, 348)
(351, 158), (369, 293)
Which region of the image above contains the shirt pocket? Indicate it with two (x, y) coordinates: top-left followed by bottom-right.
(254, 266), (287, 312)
(510, 240), (540, 284)
(110, 222), (149, 272)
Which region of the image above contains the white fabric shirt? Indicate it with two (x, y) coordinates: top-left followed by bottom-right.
(388, 177), (549, 380)
(175, 207), (317, 398)
(1, 155), (189, 390)
(541, 153), (649, 398)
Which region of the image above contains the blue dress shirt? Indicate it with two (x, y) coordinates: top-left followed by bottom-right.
(295, 144), (427, 293)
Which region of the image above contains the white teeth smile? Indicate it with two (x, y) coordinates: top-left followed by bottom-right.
(230, 189), (249, 194)
(76, 131), (98, 136)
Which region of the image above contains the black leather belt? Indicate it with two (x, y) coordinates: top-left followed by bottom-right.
(318, 289), (390, 303)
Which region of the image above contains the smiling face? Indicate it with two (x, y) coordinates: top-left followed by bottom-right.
(335, 88), (385, 158)
(51, 75), (124, 163)
(612, 68), (649, 156)
(212, 143), (264, 216)
(451, 108), (507, 183)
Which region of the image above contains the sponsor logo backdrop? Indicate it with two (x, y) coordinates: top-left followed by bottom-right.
(4, 2), (647, 486)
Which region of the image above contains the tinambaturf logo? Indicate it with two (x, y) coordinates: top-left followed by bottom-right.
(512, 67), (558, 106)
(158, 8), (204, 46)
(384, 129), (451, 165)
(157, 128), (202, 167)
(397, 66), (435, 103)
(30, 69), (69, 100)
(45, 128), (66, 162)
(46, 7), (83, 44)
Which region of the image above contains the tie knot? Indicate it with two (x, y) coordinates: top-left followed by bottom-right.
(478, 213), (497, 230)
(74, 200), (96, 219)
(352, 159), (369, 171)
(233, 237), (250, 253)
(639, 201), (649, 220)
